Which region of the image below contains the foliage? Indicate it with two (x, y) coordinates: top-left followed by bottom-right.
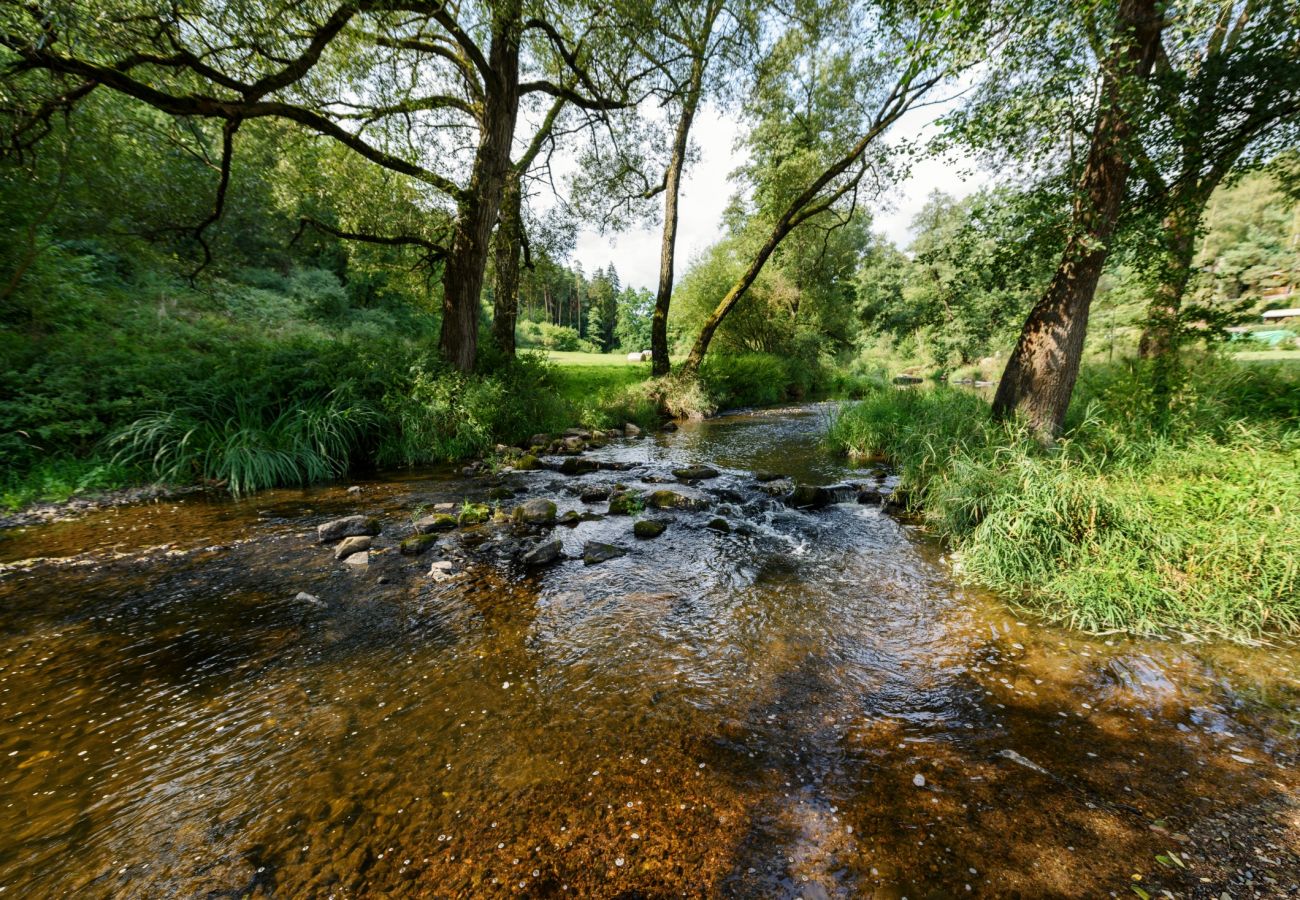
(827, 358), (1300, 638)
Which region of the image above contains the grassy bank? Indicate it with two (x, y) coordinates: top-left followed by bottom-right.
(827, 357), (1300, 640)
(0, 245), (868, 509)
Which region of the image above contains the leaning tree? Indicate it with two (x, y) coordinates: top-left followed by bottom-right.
(678, 0), (992, 377)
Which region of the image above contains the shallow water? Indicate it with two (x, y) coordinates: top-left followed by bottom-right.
(1, 405), (1297, 898)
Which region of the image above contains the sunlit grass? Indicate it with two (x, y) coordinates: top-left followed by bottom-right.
(826, 357), (1300, 640)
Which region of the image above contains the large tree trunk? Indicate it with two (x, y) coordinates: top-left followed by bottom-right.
(491, 169), (524, 355)
(650, 69), (703, 377)
(438, 4), (522, 371)
(1138, 198), (1202, 360)
(991, 0), (1162, 436)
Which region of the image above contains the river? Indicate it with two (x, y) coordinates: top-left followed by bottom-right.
(1, 404), (1296, 897)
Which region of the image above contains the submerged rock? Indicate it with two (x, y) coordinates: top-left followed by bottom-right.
(487, 485), (515, 501)
(753, 470), (786, 482)
(414, 513), (459, 534)
(333, 535), (372, 560)
(633, 519), (667, 539)
(512, 498), (557, 525)
(579, 485), (612, 502)
(787, 483), (857, 509)
(559, 457), (599, 475)
(522, 539), (563, 567)
(583, 541), (627, 564)
(673, 465), (720, 481)
(706, 517), (731, 533)
(661, 421), (678, 432)
(857, 487), (882, 504)
(317, 515), (381, 543)
(399, 534), (437, 556)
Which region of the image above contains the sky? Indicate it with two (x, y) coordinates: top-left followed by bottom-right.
(570, 104), (990, 293)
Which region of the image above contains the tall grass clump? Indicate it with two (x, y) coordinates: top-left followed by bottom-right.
(827, 357), (1300, 640)
(112, 392), (376, 496)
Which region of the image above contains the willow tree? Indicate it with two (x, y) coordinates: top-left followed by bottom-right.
(1, 0), (624, 370)
(679, 0), (989, 376)
(990, 0), (1163, 435)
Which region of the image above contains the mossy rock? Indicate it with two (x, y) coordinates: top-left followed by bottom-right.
(399, 534), (437, 556)
(706, 517), (731, 533)
(512, 498), (557, 525)
(633, 519), (667, 539)
(514, 454), (541, 470)
(488, 485), (515, 501)
(607, 490), (643, 515)
(415, 513), (459, 534)
(647, 489), (708, 511)
(457, 504), (491, 526)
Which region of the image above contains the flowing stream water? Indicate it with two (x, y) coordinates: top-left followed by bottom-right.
(1, 405), (1297, 898)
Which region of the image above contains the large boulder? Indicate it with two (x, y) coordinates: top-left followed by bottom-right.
(318, 515), (381, 543)
(333, 535), (372, 560)
(522, 539), (564, 567)
(673, 465), (720, 482)
(583, 541), (627, 564)
(512, 498), (558, 525)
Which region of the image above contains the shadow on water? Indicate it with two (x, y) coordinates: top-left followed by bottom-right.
(0, 404), (1297, 897)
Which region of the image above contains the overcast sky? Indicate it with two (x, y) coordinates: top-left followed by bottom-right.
(570, 104), (990, 292)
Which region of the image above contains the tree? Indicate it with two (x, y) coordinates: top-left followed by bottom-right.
(679, 0), (987, 376)
(615, 286), (654, 350)
(991, 0), (1163, 435)
(1129, 1), (1300, 389)
(585, 264), (620, 350)
(625, 0), (755, 376)
(1, 0), (626, 370)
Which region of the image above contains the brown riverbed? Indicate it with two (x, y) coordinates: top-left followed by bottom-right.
(1, 405), (1297, 898)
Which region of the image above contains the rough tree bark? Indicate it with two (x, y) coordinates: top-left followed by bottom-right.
(491, 169), (524, 355)
(440, 1), (522, 371)
(991, 0), (1162, 436)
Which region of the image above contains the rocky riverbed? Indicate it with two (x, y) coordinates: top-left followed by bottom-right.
(0, 404), (1297, 898)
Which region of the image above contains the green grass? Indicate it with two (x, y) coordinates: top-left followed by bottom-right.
(827, 357), (1300, 640)
(1233, 349), (1300, 363)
